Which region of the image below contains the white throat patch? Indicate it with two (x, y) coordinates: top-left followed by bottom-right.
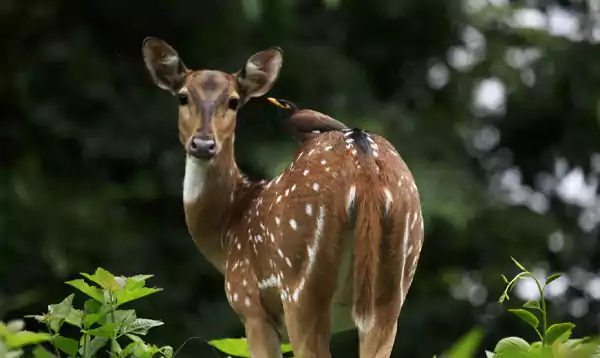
(183, 155), (209, 204)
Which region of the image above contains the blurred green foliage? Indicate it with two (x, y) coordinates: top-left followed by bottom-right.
(1, 0), (599, 357)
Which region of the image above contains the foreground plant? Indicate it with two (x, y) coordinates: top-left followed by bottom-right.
(26, 268), (172, 358)
(488, 257), (600, 358)
(208, 338), (294, 357)
(0, 319), (52, 358)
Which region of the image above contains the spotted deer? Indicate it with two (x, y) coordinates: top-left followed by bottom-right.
(142, 37), (424, 358)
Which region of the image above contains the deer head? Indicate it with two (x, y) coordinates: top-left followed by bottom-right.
(142, 37), (283, 160)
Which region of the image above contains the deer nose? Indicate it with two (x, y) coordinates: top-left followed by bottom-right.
(188, 136), (216, 159)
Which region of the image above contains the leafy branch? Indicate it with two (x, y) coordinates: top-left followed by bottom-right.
(25, 268), (171, 358)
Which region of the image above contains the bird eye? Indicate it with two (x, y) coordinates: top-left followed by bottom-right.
(228, 97), (240, 111)
(177, 93), (188, 106)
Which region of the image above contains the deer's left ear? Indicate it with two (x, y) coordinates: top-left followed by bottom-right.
(236, 48), (283, 102)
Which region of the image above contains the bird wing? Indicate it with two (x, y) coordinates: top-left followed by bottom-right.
(289, 109), (349, 137)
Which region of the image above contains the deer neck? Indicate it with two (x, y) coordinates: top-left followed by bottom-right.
(182, 136), (242, 273)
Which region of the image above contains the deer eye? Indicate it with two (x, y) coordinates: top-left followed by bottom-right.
(177, 93), (188, 106)
(228, 97), (240, 111)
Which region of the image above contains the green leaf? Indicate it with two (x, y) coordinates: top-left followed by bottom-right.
(545, 322), (575, 344)
(53, 336), (79, 357)
(82, 299), (105, 328)
(280, 343), (293, 354)
(81, 268), (120, 291)
(64, 309), (83, 328)
(494, 337), (531, 354)
(32, 346), (56, 358)
(0, 341), (8, 358)
(133, 350), (153, 358)
(7, 349), (24, 358)
(530, 341), (543, 349)
(24, 315), (47, 324)
(498, 292), (509, 304)
(126, 334), (144, 343)
(208, 338), (251, 357)
(160, 345), (174, 358)
(566, 337), (600, 357)
(86, 337), (108, 357)
(83, 299), (102, 315)
(111, 338), (122, 355)
(86, 323), (120, 338)
(5, 331), (52, 349)
(510, 257), (527, 272)
(65, 279), (104, 302)
(445, 328), (485, 358)
(508, 309), (539, 330)
(121, 342), (140, 357)
(545, 273), (563, 286)
(122, 318), (164, 336)
(83, 314), (102, 329)
(134, 342), (161, 357)
(47, 295), (75, 320)
(523, 300), (541, 311)
(112, 309), (136, 332)
(128, 274), (154, 283)
(501, 275), (509, 284)
(5, 320), (25, 333)
(114, 287), (162, 307)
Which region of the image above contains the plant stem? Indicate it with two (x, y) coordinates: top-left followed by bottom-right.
(109, 291), (116, 356)
(82, 332), (89, 358)
(46, 326), (61, 358)
(533, 328), (544, 342)
(528, 272), (548, 344)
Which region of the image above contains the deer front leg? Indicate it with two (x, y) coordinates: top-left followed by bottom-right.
(244, 317), (283, 358)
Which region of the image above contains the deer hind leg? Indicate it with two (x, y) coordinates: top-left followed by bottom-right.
(358, 214), (411, 358)
(282, 294), (333, 358)
(358, 301), (400, 358)
(281, 238), (341, 358)
(357, 263), (403, 358)
(244, 316), (283, 358)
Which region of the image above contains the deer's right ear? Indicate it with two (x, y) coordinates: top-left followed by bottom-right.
(142, 37), (188, 94)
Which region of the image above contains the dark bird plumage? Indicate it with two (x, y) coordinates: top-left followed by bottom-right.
(267, 97), (349, 143)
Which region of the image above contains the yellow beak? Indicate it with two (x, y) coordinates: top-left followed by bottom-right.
(267, 97), (289, 109)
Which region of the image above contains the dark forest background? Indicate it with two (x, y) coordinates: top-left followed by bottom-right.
(1, 0), (599, 357)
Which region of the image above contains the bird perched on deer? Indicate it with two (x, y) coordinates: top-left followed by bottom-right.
(266, 97), (349, 143)
(141, 37), (424, 358)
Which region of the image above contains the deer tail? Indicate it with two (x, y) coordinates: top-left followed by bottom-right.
(349, 130), (382, 334)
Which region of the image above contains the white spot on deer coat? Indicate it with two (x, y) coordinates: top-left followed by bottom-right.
(383, 188), (393, 214)
(411, 212), (418, 230)
(346, 185), (356, 214)
(305, 204), (313, 216)
(292, 205), (326, 301)
(399, 212), (410, 305)
(258, 274), (279, 289)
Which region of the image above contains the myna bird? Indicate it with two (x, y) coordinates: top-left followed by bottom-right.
(267, 97), (349, 143)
